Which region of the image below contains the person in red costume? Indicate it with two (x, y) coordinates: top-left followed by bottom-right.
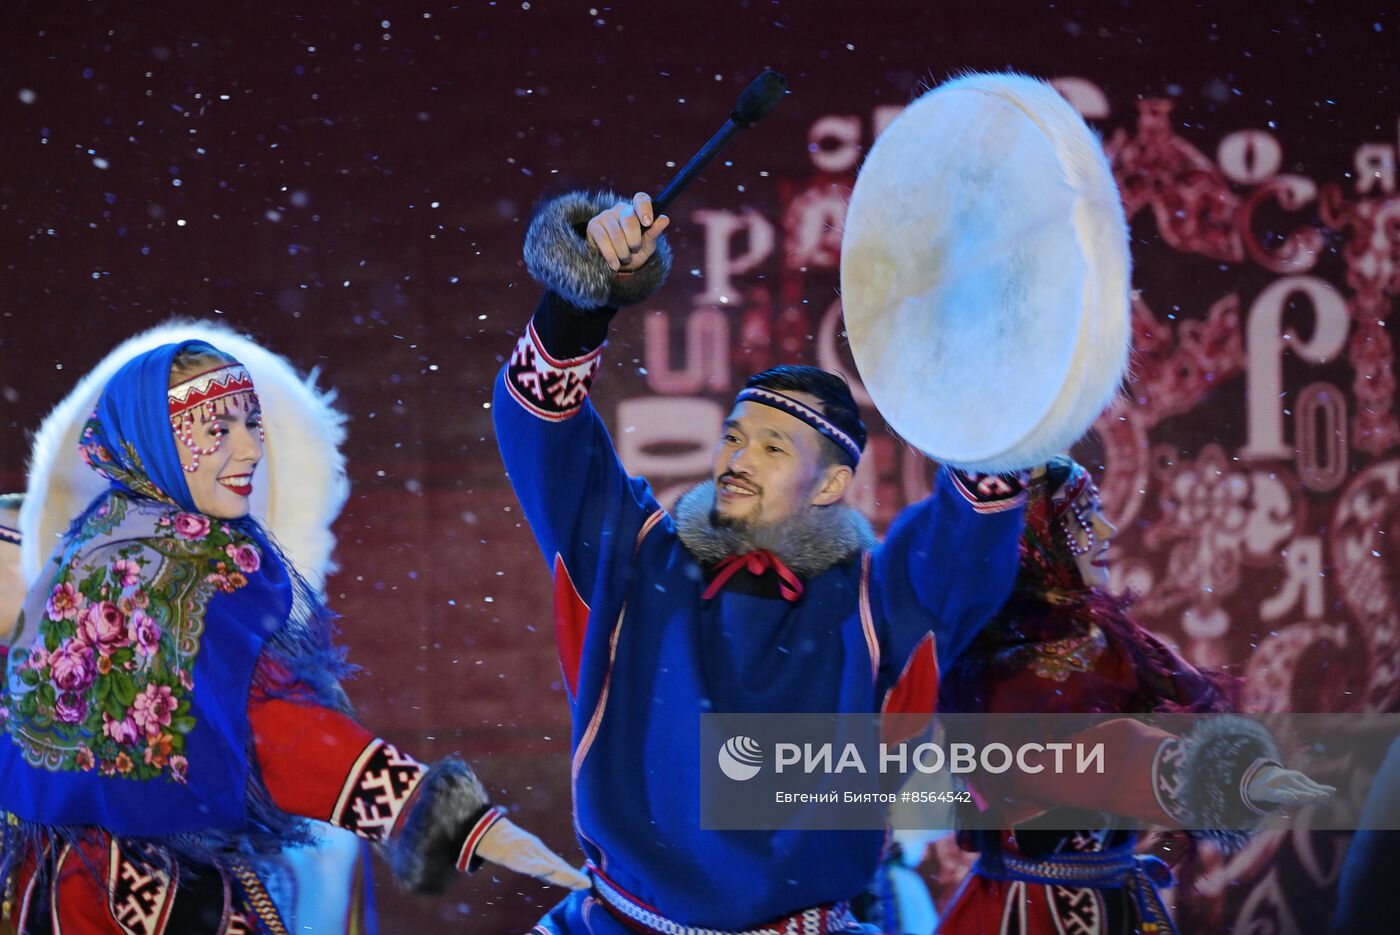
(0, 340), (585, 934)
(934, 455), (1331, 935)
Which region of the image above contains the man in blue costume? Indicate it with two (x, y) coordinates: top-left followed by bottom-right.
(496, 191), (1029, 934)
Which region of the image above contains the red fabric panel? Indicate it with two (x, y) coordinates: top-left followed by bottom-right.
(552, 553), (589, 699)
(881, 631), (940, 746)
(44, 840), (118, 934)
(248, 695), (376, 822)
(992, 718), (1179, 827)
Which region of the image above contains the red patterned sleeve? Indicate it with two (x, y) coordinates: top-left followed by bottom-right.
(248, 697), (500, 875)
(990, 717), (1188, 827)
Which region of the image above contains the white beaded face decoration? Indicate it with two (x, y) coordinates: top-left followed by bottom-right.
(1060, 486), (1102, 557)
(167, 363), (263, 474)
(1058, 474), (1117, 589)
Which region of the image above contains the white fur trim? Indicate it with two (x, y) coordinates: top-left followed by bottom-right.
(841, 71), (1131, 473)
(20, 319), (349, 592)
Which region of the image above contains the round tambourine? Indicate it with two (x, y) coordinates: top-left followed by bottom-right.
(840, 72), (1131, 474)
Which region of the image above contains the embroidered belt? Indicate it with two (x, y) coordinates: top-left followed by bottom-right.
(590, 867), (863, 935)
(974, 843), (1178, 935)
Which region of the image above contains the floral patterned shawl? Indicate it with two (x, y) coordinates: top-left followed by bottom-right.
(0, 341), (347, 858)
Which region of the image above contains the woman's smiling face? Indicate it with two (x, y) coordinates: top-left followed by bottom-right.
(169, 358), (264, 519)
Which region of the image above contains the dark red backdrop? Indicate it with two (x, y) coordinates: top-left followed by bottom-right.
(3, 2), (1398, 931)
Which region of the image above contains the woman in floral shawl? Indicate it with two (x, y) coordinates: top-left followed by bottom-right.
(933, 456), (1331, 935)
(0, 340), (585, 933)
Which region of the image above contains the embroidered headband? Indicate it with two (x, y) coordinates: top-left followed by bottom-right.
(1042, 458), (1102, 559)
(1049, 460), (1094, 520)
(735, 387), (863, 466)
(168, 362), (259, 420)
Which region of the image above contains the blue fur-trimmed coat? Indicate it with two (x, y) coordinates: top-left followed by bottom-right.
(495, 284), (1027, 929)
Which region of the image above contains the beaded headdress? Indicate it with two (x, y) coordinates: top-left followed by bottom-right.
(168, 363), (263, 473)
(1018, 455), (1104, 594)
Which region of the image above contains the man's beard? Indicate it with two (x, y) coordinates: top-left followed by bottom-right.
(709, 504), (754, 532)
(709, 478), (760, 535)
(711, 473), (763, 534)
(708, 488), (780, 552)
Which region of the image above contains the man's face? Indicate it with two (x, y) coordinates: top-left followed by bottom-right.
(710, 393), (846, 529)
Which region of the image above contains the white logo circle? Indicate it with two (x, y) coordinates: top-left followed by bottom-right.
(718, 735), (763, 781)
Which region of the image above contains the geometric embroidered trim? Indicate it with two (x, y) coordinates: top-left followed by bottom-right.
(950, 469), (1029, 515)
(329, 738), (426, 842)
(505, 321), (602, 422)
(106, 840), (177, 935)
(591, 863), (860, 935)
(1151, 737), (1191, 825)
(734, 387), (862, 466)
(167, 364), (257, 420)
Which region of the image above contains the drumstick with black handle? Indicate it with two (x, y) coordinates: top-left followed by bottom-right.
(648, 69), (788, 220)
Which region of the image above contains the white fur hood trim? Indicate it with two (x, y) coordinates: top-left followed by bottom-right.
(21, 319), (349, 592)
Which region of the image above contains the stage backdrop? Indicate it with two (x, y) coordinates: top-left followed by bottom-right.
(2, 2), (1396, 931)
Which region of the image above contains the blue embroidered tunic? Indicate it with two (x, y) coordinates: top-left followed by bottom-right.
(496, 293), (1027, 930)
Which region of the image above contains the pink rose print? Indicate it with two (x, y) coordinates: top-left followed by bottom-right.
(130, 610), (162, 657)
(45, 582), (84, 621)
(131, 683), (176, 737)
(50, 642), (96, 693)
(225, 543), (261, 574)
(102, 711), (141, 745)
(54, 692), (87, 724)
(110, 559), (142, 587)
(78, 602), (129, 655)
(172, 513), (211, 540)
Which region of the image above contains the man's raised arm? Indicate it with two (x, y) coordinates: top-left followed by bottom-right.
(492, 192), (670, 702)
(869, 467), (1027, 738)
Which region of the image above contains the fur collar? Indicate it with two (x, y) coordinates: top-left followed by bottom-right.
(673, 480), (877, 577)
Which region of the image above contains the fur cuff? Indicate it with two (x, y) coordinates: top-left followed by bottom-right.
(524, 190), (672, 309)
(387, 758), (490, 893)
(1177, 716), (1280, 848)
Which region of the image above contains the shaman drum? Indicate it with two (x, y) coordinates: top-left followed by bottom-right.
(840, 72), (1131, 473)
